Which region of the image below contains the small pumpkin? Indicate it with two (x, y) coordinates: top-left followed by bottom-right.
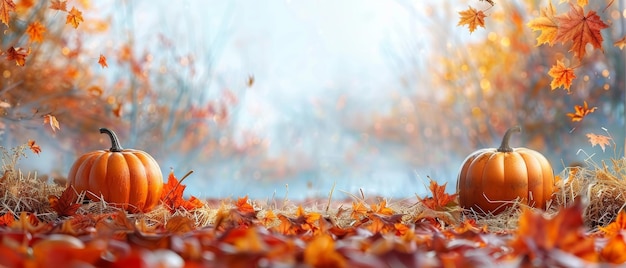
(67, 128), (163, 213)
(457, 126), (554, 214)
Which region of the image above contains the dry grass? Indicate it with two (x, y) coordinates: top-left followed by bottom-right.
(1, 143), (625, 233)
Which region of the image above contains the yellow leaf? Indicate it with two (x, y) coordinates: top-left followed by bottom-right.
(527, 2), (558, 46)
(43, 114), (60, 133)
(547, 59), (576, 91)
(0, 0), (15, 27)
(457, 6), (486, 33)
(66, 6), (83, 28)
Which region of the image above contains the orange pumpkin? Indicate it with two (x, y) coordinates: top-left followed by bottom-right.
(457, 126), (554, 214)
(67, 128), (163, 212)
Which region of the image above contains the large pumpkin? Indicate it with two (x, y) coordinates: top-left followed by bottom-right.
(67, 128), (163, 213)
(457, 126), (554, 214)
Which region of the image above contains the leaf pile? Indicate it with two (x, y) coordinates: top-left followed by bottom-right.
(0, 158), (625, 266)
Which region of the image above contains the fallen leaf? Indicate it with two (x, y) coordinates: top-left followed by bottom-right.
(98, 54), (108, 68)
(510, 200), (598, 265)
(0, 212), (14, 227)
(26, 21), (46, 43)
(599, 211), (626, 237)
(43, 114), (60, 132)
(49, 0), (67, 11)
(160, 171), (204, 212)
(548, 59), (576, 91)
(48, 188), (81, 217)
(351, 201), (368, 220)
(457, 6), (486, 33)
(601, 233), (626, 264)
(165, 216), (195, 235)
(5, 46), (30, 66)
(235, 195), (255, 214)
(566, 101), (596, 122)
(303, 234), (347, 268)
(586, 133), (611, 152)
(420, 179), (458, 211)
(0, 0), (15, 27)
(28, 139), (41, 155)
(527, 2), (558, 46)
(66, 6), (83, 28)
(554, 3), (609, 59)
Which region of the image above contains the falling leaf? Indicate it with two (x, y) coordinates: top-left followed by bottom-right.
(547, 60), (576, 91)
(5, 46), (30, 66)
(566, 101), (596, 122)
(614, 35), (626, 50)
(48, 188), (81, 217)
(43, 114), (60, 132)
(0, 0), (15, 27)
(576, 0), (588, 7)
(527, 2), (558, 46)
(26, 21), (46, 43)
(586, 133), (612, 152)
(65, 6), (83, 28)
(49, 0), (67, 11)
(457, 6), (486, 33)
(554, 4), (609, 59)
(98, 54), (108, 68)
(247, 75), (255, 87)
(28, 139), (41, 155)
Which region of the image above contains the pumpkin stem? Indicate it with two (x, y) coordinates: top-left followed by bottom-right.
(497, 126), (521, 153)
(100, 128), (124, 152)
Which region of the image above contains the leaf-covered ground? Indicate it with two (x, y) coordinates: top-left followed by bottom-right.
(1, 155), (626, 267)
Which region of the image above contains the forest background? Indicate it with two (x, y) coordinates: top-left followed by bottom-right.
(1, 0), (624, 199)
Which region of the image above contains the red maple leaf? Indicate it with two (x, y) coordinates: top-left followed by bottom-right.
(160, 171), (204, 212)
(554, 4), (609, 59)
(48, 188), (81, 217)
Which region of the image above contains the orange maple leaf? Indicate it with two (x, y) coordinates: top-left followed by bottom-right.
(26, 21), (46, 43)
(43, 114), (60, 132)
(49, 188), (81, 217)
(527, 2), (558, 46)
(0, 212), (14, 227)
(350, 201), (368, 220)
(547, 59), (576, 91)
(98, 54), (108, 68)
(457, 6), (486, 33)
(5, 46), (30, 66)
(0, 0), (15, 27)
(554, 3), (609, 59)
(420, 179), (458, 211)
(566, 101), (596, 122)
(28, 139), (41, 155)
(303, 234), (347, 268)
(599, 211), (626, 237)
(586, 133), (612, 152)
(510, 200), (598, 264)
(235, 195), (255, 214)
(49, 0), (67, 11)
(66, 6), (83, 28)
(160, 171), (204, 212)
(601, 233), (626, 264)
(615, 35), (626, 50)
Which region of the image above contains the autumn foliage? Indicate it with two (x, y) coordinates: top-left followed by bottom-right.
(0, 0), (625, 266)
